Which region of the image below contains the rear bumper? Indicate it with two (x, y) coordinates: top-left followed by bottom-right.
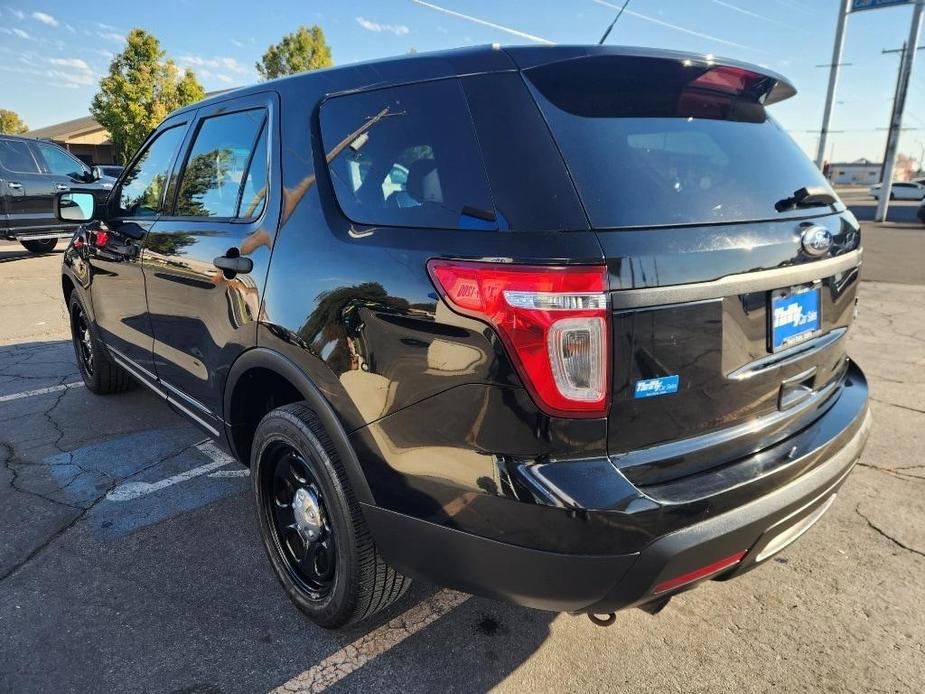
(364, 361), (870, 614)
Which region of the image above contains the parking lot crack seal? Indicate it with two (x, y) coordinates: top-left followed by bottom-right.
(0, 438), (215, 583)
(855, 505), (925, 559)
(856, 461), (925, 483)
(2, 443), (84, 511)
(869, 397), (925, 416)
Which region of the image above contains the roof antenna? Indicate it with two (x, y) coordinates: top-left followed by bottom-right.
(598, 0), (631, 45)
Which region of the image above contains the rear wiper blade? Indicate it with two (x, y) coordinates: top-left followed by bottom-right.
(775, 186), (838, 212)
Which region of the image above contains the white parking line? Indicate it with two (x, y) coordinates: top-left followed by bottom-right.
(273, 589), (471, 693)
(208, 468), (250, 478)
(106, 440), (239, 501)
(0, 381), (84, 403)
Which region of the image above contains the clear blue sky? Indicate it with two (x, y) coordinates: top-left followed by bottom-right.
(2, 0), (924, 164)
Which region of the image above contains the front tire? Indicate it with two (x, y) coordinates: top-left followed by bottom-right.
(68, 292), (132, 394)
(252, 402), (410, 628)
(20, 238), (57, 254)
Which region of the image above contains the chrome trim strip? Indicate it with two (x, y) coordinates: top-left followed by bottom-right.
(109, 352), (168, 399)
(107, 346), (222, 437)
(165, 395), (221, 437)
(160, 378), (212, 416)
(108, 345), (159, 382)
(612, 373), (843, 473)
(728, 328), (847, 381)
(16, 233), (74, 241)
(610, 250), (862, 310)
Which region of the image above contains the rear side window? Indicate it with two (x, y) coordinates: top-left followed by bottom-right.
(0, 139), (39, 173)
(525, 56), (836, 228)
(174, 108), (267, 219)
(319, 79), (498, 230)
(118, 125), (186, 217)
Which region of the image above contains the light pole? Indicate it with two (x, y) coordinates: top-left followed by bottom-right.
(816, 0), (853, 169)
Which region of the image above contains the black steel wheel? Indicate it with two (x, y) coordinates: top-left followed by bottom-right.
(262, 442), (337, 599)
(252, 402), (410, 628)
(20, 238), (57, 254)
(72, 301), (94, 377)
(67, 292), (132, 394)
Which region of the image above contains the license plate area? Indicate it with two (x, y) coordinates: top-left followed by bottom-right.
(769, 283), (821, 352)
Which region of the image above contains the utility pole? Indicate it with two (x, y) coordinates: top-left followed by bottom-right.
(881, 42), (909, 184)
(876, 0), (925, 222)
(816, 0), (853, 169)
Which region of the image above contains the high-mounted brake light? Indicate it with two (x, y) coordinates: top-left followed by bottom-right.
(689, 65), (764, 94)
(427, 259), (610, 418)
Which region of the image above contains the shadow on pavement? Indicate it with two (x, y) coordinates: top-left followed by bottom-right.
(0, 338), (555, 693)
(0, 246), (64, 264)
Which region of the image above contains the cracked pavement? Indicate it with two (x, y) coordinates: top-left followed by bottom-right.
(1, 232), (923, 693)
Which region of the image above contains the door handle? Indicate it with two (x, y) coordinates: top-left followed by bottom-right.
(7, 182), (22, 190)
(55, 184), (70, 191)
(213, 249), (253, 276)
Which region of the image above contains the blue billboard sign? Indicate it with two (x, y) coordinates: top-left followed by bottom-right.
(852, 0), (913, 11)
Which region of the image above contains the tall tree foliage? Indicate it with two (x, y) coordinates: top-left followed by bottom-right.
(91, 29), (205, 163)
(0, 109), (28, 135)
(256, 25), (332, 80)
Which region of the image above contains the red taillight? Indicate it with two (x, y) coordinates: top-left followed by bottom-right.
(92, 230), (109, 247)
(653, 551), (748, 595)
(427, 259), (610, 418)
(689, 65), (763, 94)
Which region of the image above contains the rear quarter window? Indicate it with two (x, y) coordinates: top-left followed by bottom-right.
(0, 139), (40, 173)
(319, 79), (498, 230)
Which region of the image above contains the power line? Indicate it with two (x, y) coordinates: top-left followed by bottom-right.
(710, 0), (814, 35)
(591, 0), (768, 54)
(411, 0), (555, 45)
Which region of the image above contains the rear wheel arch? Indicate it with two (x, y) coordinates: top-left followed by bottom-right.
(223, 348), (375, 505)
(62, 273), (75, 305)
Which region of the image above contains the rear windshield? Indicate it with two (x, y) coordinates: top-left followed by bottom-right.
(525, 56), (836, 229)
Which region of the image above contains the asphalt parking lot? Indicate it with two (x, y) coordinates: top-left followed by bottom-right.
(1, 225), (923, 693)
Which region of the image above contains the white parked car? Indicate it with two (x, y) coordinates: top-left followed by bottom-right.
(869, 181), (925, 200)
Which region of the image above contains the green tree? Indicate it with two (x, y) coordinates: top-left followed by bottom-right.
(91, 28), (205, 163)
(175, 148), (234, 217)
(0, 109), (28, 135)
(256, 25), (332, 80)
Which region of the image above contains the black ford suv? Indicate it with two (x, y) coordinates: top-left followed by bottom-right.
(58, 46), (870, 628)
(1, 134), (114, 252)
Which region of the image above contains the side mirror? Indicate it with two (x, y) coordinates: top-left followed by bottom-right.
(56, 192), (96, 223)
(90, 165), (102, 182)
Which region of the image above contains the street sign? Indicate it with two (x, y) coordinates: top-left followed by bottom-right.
(852, 0), (913, 12)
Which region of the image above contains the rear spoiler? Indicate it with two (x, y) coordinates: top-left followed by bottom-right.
(503, 45), (797, 105)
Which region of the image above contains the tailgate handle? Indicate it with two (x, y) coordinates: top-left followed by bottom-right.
(779, 367), (817, 411)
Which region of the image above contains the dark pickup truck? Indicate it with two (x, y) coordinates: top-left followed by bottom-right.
(0, 134), (114, 253)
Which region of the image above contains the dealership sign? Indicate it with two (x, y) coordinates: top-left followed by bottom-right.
(852, 0), (913, 12)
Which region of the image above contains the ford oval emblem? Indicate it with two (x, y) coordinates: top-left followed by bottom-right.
(800, 225), (833, 257)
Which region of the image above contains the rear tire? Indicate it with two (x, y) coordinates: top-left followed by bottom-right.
(252, 402), (410, 628)
(20, 238), (57, 254)
(68, 292), (132, 394)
